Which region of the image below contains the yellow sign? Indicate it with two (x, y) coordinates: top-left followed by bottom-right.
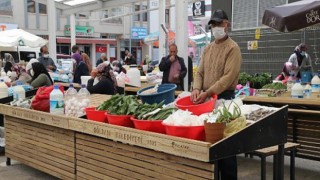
(247, 41), (258, 50)
(255, 28), (261, 40)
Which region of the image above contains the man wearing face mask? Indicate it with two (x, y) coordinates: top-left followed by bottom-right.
(38, 45), (57, 72)
(190, 9), (242, 180)
(288, 43), (313, 78)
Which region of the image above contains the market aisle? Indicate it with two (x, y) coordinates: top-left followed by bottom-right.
(0, 154), (319, 179)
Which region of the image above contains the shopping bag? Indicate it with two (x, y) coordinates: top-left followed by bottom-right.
(31, 85), (64, 112)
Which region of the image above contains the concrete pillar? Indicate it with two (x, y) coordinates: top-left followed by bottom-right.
(175, 0), (189, 91)
(91, 43), (96, 68)
(70, 14), (76, 48)
(47, 0), (57, 64)
(158, 0), (166, 61)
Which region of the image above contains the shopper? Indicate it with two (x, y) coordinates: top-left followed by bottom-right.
(274, 62), (294, 83)
(96, 53), (107, 67)
(112, 60), (127, 74)
(123, 52), (136, 65)
(87, 62), (117, 95)
(72, 45), (89, 84)
(38, 45), (57, 72)
(190, 9), (242, 180)
(81, 53), (92, 74)
(159, 43), (187, 91)
(30, 62), (53, 88)
(3, 53), (15, 73)
(288, 43), (313, 78)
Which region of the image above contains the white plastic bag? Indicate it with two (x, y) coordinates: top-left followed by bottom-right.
(116, 72), (129, 88)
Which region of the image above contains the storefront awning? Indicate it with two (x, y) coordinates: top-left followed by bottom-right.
(57, 37), (117, 45)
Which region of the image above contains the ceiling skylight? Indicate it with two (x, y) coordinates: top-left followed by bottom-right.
(63, 0), (97, 6)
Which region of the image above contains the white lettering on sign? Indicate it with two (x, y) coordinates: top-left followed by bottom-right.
(306, 10), (320, 23)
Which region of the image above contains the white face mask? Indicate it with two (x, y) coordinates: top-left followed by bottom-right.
(211, 27), (226, 40)
(43, 54), (49, 58)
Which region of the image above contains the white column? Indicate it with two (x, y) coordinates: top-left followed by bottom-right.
(175, 0), (189, 91)
(91, 43), (96, 68)
(158, 0), (166, 61)
(47, 0), (57, 64)
(70, 14), (76, 48)
(107, 44), (111, 61)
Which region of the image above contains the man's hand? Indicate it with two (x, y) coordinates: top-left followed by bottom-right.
(191, 89), (200, 103)
(91, 69), (98, 79)
(169, 55), (176, 63)
(194, 91), (209, 104)
(47, 65), (54, 70)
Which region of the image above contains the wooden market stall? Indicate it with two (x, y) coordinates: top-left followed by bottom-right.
(0, 94), (288, 179)
(243, 96), (320, 161)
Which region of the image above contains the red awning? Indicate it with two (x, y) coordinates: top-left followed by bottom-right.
(56, 37), (117, 45)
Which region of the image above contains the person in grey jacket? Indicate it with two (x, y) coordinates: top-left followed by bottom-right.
(38, 45), (57, 72)
(288, 43), (313, 78)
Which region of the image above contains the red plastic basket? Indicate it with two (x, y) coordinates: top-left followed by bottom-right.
(106, 113), (134, 127)
(162, 123), (205, 141)
(175, 95), (217, 115)
(130, 117), (165, 134)
(85, 107), (108, 123)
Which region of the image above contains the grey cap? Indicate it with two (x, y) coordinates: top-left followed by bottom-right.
(208, 9), (229, 25)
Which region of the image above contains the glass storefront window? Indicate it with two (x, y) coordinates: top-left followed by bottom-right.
(0, 0), (12, 16)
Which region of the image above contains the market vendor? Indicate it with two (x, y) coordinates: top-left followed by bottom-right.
(190, 9), (242, 180)
(288, 43), (313, 78)
(274, 62), (294, 83)
(87, 62), (117, 95)
(159, 44), (187, 91)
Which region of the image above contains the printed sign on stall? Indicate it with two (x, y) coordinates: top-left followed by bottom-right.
(248, 40), (258, 50)
(131, 27), (147, 39)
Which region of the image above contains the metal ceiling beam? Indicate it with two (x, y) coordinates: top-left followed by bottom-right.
(33, 0), (70, 10)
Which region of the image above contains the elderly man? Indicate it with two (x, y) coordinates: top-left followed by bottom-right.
(96, 53), (108, 67)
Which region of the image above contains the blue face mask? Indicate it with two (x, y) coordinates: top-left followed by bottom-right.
(300, 51), (306, 56)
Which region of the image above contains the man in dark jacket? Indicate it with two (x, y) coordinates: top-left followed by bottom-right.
(159, 44), (187, 91)
(96, 53), (107, 67)
(38, 45), (57, 72)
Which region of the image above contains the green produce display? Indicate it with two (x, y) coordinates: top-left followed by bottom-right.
(262, 83), (287, 90)
(97, 94), (139, 115)
(238, 72), (272, 89)
(134, 102), (177, 120)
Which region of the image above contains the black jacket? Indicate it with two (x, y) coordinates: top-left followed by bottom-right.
(74, 61), (89, 84)
(159, 55), (187, 90)
(87, 78), (116, 95)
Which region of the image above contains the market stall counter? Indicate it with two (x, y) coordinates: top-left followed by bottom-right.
(0, 94), (288, 179)
(243, 96), (320, 162)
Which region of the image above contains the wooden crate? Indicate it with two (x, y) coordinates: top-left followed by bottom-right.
(5, 116), (76, 179)
(76, 133), (214, 180)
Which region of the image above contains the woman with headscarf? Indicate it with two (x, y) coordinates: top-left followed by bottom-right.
(73, 53), (89, 84)
(87, 62), (117, 95)
(288, 43), (313, 78)
(3, 53), (15, 73)
(81, 53), (92, 74)
(274, 62), (294, 84)
(30, 62), (53, 88)
(112, 60), (127, 74)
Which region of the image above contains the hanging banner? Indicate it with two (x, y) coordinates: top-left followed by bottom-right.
(192, 1), (205, 17)
(96, 46), (107, 53)
(64, 25), (94, 37)
(131, 27), (147, 39)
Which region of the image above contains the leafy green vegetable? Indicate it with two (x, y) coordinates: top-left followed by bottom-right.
(215, 101), (241, 123)
(262, 83), (286, 90)
(97, 94), (139, 115)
